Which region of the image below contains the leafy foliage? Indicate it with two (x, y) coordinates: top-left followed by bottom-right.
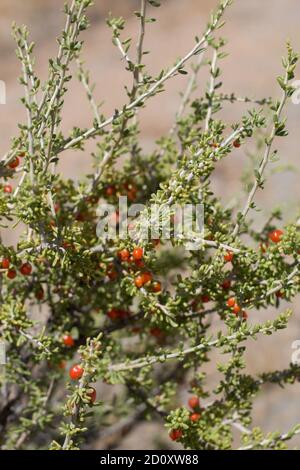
(0, 0), (299, 450)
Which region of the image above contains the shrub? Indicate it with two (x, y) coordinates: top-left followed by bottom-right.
(0, 0), (299, 450)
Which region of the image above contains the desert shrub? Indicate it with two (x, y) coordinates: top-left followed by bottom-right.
(0, 0), (299, 450)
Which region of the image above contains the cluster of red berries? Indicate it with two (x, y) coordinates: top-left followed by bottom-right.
(226, 296), (247, 319)
(1, 258), (32, 279)
(118, 246), (144, 265)
(107, 308), (130, 321)
(169, 396), (202, 441)
(188, 395), (201, 423)
(109, 246), (162, 293)
(2, 153), (26, 194)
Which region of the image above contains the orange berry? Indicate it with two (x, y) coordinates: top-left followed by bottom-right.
(63, 334), (75, 348)
(3, 185), (12, 194)
(190, 413), (201, 422)
(8, 157), (20, 169)
(133, 247), (143, 261)
(134, 275), (144, 288)
(232, 303), (241, 314)
(169, 429), (183, 441)
(142, 272), (152, 284)
(188, 396), (200, 410)
(224, 251), (234, 263)
(227, 297), (236, 308)
(268, 229), (283, 243)
(152, 281), (162, 293)
(118, 249), (130, 262)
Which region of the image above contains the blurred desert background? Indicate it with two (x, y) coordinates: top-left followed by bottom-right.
(0, 0), (300, 449)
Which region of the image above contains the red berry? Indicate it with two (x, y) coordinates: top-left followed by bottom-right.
(150, 327), (164, 338)
(233, 139), (241, 148)
(118, 249), (130, 262)
(20, 262), (32, 276)
(276, 290), (284, 299)
(232, 303), (241, 314)
(1, 258), (10, 269)
(242, 310), (248, 320)
(87, 387), (97, 404)
(3, 185), (12, 194)
(107, 308), (120, 320)
(35, 288), (44, 300)
(152, 281), (162, 293)
(133, 247), (143, 261)
(142, 272), (152, 285)
(69, 364), (84, 380)
(7, 269), (17, 279)
(127, 188), (137, 202)
(268, 229), (283, 243)
(134, 259), (145, 268)
(107, 270), (118, 280)
(169, 429), (183, 441)
(201, 294), (210, 303)
(63, 334), (75, 348)
(224, 250), (234, 263)
(221, 279), (231, 290)
(188, 396), (200, 410)
(134, 275), (144, 288)
(190, 413), (201, 422)
(105, 185), (116, 197)
(227, 297), (236, 308)
(8, 157), (20, 169)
